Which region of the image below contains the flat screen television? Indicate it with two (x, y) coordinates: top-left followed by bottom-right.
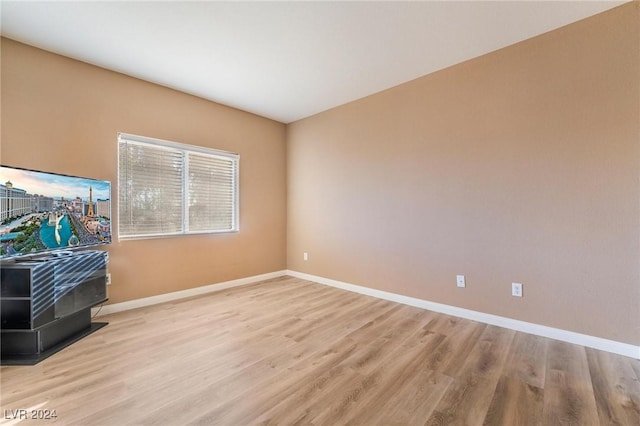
(0, 165), (111, 260)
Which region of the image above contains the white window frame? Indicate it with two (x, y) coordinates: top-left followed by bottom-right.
(117, 133), (239, 240)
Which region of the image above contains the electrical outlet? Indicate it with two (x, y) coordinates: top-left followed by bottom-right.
(106, 273), (112, 286)
(512, 282), (523, 297)
(456, 275), (466, 288)
(303, 252), (308, 261)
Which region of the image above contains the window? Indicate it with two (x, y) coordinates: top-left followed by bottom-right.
(118, 133), (239, 239)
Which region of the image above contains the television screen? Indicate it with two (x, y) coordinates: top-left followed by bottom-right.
(0, 165), (111, 260)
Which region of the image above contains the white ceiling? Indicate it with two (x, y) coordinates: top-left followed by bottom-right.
(0, 1), (625, 123)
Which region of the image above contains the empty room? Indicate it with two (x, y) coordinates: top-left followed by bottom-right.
(1, 1), (639, 425)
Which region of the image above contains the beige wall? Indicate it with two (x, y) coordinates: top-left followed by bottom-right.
(1, 38), (287, 304)
(287, 3), (640, 345)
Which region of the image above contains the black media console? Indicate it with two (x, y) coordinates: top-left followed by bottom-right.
(0, 250), (108, 365)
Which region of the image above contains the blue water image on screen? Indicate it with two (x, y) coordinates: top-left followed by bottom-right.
(0, 165), (112, 259)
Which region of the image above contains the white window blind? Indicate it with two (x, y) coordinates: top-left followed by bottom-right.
(188, 153), (236, 232)
(118, 133), (239, 239)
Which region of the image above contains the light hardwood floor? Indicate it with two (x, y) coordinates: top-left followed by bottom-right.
(1, 276), (639, 425)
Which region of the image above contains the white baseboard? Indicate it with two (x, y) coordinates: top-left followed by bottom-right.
(287, 270), (640, 359)
(92, 270), (288, 317)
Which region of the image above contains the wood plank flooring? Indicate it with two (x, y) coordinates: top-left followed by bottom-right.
(1, 276), (639, 425)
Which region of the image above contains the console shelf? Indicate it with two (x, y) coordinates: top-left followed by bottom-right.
(1, 250), (109, 365)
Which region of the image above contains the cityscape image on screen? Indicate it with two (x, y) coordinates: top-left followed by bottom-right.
(0, 165), (111, 259)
